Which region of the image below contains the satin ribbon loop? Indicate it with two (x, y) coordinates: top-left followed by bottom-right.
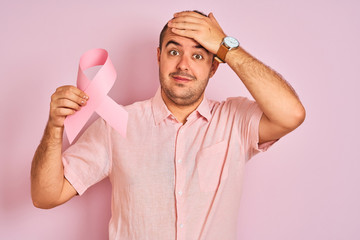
(64, 48), (128, 144)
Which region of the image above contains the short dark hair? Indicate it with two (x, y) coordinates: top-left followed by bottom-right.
(159, 10), (208, 51)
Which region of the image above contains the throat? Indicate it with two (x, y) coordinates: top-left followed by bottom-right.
(168, 104), (195, 124)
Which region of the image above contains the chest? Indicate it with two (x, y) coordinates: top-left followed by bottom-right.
(109, 119), (245, 193)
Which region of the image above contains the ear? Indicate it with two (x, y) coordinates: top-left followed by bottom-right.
(157, 47), (161, 65)
(209, 58), (220, 78)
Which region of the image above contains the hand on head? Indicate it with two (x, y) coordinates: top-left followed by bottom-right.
(167, 11), (226, 55)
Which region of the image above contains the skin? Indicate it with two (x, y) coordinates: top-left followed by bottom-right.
(31, 11), (305, 209)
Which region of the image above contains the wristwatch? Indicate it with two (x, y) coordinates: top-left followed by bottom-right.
(215, 36), (239, 63)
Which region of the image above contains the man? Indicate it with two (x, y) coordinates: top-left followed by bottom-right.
(31, 11), (305, 240)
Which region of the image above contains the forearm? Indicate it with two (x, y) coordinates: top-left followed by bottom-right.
(225, 47), (305, 130)
(31, 122), (65, 207)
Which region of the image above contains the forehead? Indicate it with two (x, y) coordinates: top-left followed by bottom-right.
(162, 28), (201, 49)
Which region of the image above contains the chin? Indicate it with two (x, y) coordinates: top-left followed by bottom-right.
(170, 92), (203, 107)
(161, 81), (204, 106)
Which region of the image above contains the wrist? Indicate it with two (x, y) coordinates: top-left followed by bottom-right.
(45, 122), (64, 143)
(215, 36), (240, 63)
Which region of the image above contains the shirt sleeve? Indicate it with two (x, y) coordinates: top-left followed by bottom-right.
(226, 97), (277, 161)
(62, 118), (112, 195)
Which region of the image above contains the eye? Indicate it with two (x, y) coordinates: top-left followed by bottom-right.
(169, 50), (179, 56)
(193, 54), (203, 60)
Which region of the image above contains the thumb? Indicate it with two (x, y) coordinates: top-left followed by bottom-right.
(208, 12), (221, 28)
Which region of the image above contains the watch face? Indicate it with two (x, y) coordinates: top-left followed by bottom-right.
(224, 36), (239, 48)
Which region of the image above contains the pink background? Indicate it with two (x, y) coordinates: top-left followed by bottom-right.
(1, 0), (359, 239)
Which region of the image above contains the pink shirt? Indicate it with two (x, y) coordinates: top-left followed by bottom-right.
(62, 88), (274, 240)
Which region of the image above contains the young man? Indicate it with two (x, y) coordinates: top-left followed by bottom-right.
(31, 11), (305, 240)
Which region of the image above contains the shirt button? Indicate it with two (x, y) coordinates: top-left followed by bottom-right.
(178, 191), (183, 196)
(180, 223), (184, 228)
(177, 158), (182, 163)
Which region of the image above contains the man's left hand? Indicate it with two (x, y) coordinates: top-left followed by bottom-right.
(168, 11), (226, 54)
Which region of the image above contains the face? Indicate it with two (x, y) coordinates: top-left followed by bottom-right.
(157, 29), (219, 107)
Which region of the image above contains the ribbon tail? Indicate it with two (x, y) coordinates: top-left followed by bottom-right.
(64, 102), (96, 143)
(96, 96), (128, 138)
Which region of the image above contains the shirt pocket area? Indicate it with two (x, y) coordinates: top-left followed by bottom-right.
(196, 140), (229, 192)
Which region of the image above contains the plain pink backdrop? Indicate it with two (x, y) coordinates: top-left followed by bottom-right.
(1, 0), (359, 239)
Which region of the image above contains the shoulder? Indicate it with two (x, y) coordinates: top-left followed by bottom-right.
(124, 98), (152, 111)
(123, 98), (153, 116)
(208, 96), (259, 115)
(122, 98), (154, 124)
(225, 96), (257, 108)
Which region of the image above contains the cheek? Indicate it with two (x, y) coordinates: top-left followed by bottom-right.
(160, 57), (175, 71)
(194, 63), (212, 78)
(159, 60), (168, 72)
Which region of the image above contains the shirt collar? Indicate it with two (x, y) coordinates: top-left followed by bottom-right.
(151, 87), (211, 125)
(151, 88), (172, 125)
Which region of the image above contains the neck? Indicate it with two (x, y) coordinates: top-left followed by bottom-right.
(161, 90), (204, 124)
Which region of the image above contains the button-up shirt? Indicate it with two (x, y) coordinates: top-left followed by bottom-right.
(62, 88), (274, 240)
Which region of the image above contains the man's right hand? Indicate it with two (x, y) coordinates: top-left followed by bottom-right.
(31, 85), (87, 209)
(48, 85), (89, 129)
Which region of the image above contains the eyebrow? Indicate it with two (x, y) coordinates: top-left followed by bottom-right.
(165, 40), (181, 48)
(165, 40), (209, 53)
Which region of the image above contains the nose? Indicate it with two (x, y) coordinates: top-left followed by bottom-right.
(176, 54), (190, 71)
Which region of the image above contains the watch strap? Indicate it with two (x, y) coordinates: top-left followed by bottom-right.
(215, 43), (229, 63)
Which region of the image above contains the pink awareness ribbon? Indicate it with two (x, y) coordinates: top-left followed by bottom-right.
(64, 48), (128, 144)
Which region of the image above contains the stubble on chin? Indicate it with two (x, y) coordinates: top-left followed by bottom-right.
(161, 82), (206, 107)
(164, 87), (199, 106)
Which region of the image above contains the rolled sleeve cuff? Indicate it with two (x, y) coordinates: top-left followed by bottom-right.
(62, 157), (88, 196)
(251, 108), (278, 155)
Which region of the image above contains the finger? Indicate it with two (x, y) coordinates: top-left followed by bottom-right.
(58, 93), (88, 107)
(173, 11), (206, 19)
(168, 20), (202, 32)
(55, 98), (82, 111)
(170, 27), (197, 39)
(55, 85), (89, 101)
(170, 15), (204, 26)
(69, 85), (89, 100)
(53, 86), (88, 107)
(54, 107), (76, 117)
(208, 12), (222, 29)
